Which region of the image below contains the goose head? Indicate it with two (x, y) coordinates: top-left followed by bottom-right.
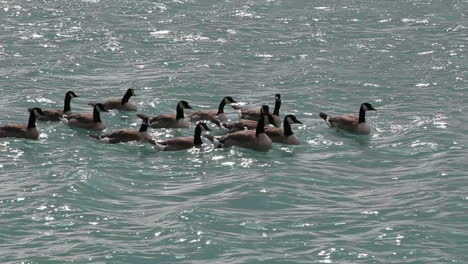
(223, 96), (236, 104)
(94, 103), (109, 112)
(285, 114), (303, 125)
(66, 91), (79, 98)
(275, 93), (281, 101)
(28, 107), (45, 117)
(361, 103), (377, 111)
(125, 88), (135, 97)
(260, 104), (270, 114)
(178, 100), (193, 110)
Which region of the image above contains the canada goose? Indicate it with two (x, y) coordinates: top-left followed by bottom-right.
(92, 88), (136, 111)
(319, 102), (377, 134)
(154, 122), (212, 151)
(265, 115), (302, 144)
(62, 103), (109, 131)
(233, 94), (281, 125)
(149, 100), (192, 129)
(38, 91), (79, 121)
(0, 107), (45, 140)
(189, 96), (236, 126)
(222, 105), (278, 133)
(206, 112), (272, 152)
(89, 114), (153, 144)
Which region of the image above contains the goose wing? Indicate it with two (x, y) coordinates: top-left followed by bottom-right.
(223, 120), (257, 133)
(330, 114), (359, 129)
(40, 109), (64, 121)
(264, 127), (284, 142)
(103, 98), (122, 110)
(106, 129), (141, 142)
(219, 130), (256, 148)
(150, 114), (177, 128)
(0, 124), (27, 136)
(156, 136), (194, 151)
(189, 110), (217, 121)
(66, 113), (94, 123)
(241, 108), (261, 121)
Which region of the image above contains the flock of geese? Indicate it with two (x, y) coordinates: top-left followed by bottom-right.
(0, 89), (377, 152)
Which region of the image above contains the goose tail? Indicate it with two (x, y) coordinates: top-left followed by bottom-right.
(89, 134), (110, 143)
(60, 116), (69, 125)
(203, 134), (223, 148)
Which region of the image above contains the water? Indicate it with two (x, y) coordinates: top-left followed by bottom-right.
(1, 0), (467, 263)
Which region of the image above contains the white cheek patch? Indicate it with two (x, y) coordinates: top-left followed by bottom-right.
(286, 116), (294, 124)
(34, 109), (41, 116)
(362, 104), (369, 111)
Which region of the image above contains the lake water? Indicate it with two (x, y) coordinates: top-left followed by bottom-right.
(1, 0), (467, 263)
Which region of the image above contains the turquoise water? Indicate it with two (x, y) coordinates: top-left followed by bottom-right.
(1, 0), (467, 263)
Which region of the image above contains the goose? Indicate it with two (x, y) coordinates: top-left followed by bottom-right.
(90, 88), (136, 111)
(0, 107), (45, 140)
(38, 91), (79, 121)
(89, 114), (153, 144)
(205, 112), (272, 152)
(149, 100), (192, 129)
(62, 103), (108, 131)
(233, 94), (281, 125)
(265, 115), (302, 144)
(222, 105), (278, 133)
(154, 122), (212, 151)
(189, 96), (236, 126)
(319, 102), (377, 134)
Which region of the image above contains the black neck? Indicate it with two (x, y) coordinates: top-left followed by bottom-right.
(273, 100), (281, 116)
(139, 120), (149, 132)
(193, 125), (203, 146)
(121, 91), (132, 105)
(93, 107), (102, 122)
(217, 99), (226, 114)
(64, 94), (72, 112)
(176, 104), (185, 120)
(256, 115), (266, 136)
(283, 119), (294, 137)
(27, 112), (37, 129)
(359, 106), (366, 123)
(267, 114), (276, 126)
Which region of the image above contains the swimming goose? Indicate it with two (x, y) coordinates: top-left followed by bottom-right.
(89, 114), (153, 144)
(149, 100), (192, 129)
(62, 103), (109, 131)
(189, 96), (236, 126)
(265, 115), (302, 144)
(206, 112), (272, 152)
(319, 102), (377, 134)
(154, 122), (212, 151)
(222, 105), (278, 133)
(38, 91), (79, 121)
(96, 88), (137, 111)
(234, 94), (281, 125)
(0, 107), (45, 140)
